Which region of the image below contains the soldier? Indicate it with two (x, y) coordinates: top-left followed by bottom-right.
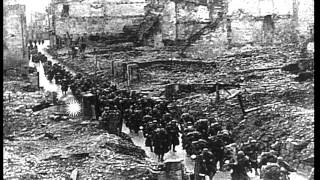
(185, 131), (202, 156)
(61, 79), (69, 95)
(277, 157), (296, 179)
(42, 39), (44, 44)
(143, 120), (157, 152)
(181, 123), (195, 150)
(161, 112), (172, 127)
(180, 112), (195, 126)
(166, 120), (180, 152)
(133, 109), (143, 133)
(242, 139), (260, 175)
(208, 122), (222, 136)
(198, 148), (217, 180)
(55, 72), (62, 84)
(220, 130), (234, 146)
(194, 119), (209, 139)
(224, 151), (251, 180)
(192, 139), (208, 156)
(47, 69), (54, 82)
(100, 107), (110, 130)
(259, 150), (278, 168)
(153, 127), (170, 162)
(260, 162), (282, 180)
(208, 134), (225, 170)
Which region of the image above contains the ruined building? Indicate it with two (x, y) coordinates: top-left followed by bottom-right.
(48, 0), (313, 58)
(3, 1), (28, 71)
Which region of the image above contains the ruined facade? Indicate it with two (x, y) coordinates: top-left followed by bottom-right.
(51, 0), (147, 37)
(3, 2), (28, 70)
(147, 0), (314, 57)
(28, 12), (49, 40)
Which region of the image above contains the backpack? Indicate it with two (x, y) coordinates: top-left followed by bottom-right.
(262, 163), (281, 180)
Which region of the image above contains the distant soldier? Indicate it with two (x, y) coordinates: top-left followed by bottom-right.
(208, 134), (225, 170)
(198, 148), (217, 180)
(143, 120), (157, 152)
(61, 79), (69, 95)
(224, 151), (251, 180)
(208, 122), (222, 136)
(277, 156), (296, 180)
(260, 162), (281, 180)
(153, 128), (170, 162)
(166, 120), (180, 152)
(259, 150), (278, 168)
(242, 139), (260, 175)
(194, 119), (209, 139)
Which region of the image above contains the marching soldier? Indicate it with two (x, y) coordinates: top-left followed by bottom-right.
(198, 148), (217, 180)
(166, 120), (180, 152)
(143, 120), (157, 152)
(61, 79), (69, 95)
(208, 122), (222, 136)
(153, 127), (170, 162)
(242, 139), (260, 175)
(208, 134), (225, 170)
(223, 151), (251, 180)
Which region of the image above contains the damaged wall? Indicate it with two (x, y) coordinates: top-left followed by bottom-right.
(54, 0), (146, 37)
(3, 2), (28, 70)
(176, 0), (314, 58)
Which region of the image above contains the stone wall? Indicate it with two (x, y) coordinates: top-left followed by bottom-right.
(3, 3), (27, 70)
(54, 0), (146, 36)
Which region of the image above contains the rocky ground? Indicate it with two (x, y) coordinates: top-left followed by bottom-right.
(4, 41), (313, 179)
(51, 42), (314, 175)
(3, 79), (158, 180)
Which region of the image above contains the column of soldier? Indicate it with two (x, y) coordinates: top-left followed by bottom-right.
(28, 40), (46, 63)
(40, 58), (296, 180)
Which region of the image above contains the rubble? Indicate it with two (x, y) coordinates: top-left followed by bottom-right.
(3, 82), (157, 180)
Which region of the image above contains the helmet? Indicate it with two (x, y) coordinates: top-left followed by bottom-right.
(237, 151), (245, 157)
(251, 140), (257, 143)
(202, 148), (209, 152)
(172, 120), (178, 123)
(277, 157), (284, 162)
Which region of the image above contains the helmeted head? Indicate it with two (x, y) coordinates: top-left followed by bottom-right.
(202, 148), (209, 153)
(237, 151), (245, 157)
(277, 157), (284, 162)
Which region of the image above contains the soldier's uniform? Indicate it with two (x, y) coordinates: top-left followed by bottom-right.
(208, 134), (225, 170)
(185, 131), (201, 155)
(166, 120), (180, 152)
(143, 120), (157, 152)
(242, 139), (260, 175)
(259, 151), (278, 168)
(198, 148), (217, 180)
(61, 79), (69, 95)
(195, 119), (209, 139)
(208, 122), (222, 136)
(153, 128), (170, 162)
(225, 151), (251, 180)
(192, 139), (208, 155)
